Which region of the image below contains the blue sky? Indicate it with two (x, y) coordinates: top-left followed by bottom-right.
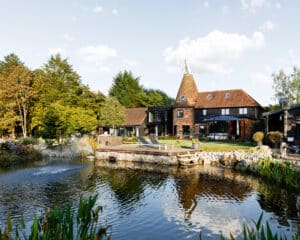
(0, 0), (299, 106)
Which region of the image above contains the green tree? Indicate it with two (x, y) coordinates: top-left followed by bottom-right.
(109, 70), (174, 108)
(272, 67), (300, 106)
(109, 70), (144, 107)
(99, 97), (125, 133)
(32, 54), (105, 138)
(0, 54), (34, 137)
(142, 88), (174, 106)
(40, 103), (97, 141)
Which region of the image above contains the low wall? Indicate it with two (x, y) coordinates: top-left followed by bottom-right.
(95, 146), (273, 167)
(95, 151), (178, 165)
(196, 145), (273, 166)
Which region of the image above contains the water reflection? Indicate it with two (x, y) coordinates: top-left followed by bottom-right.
(0, 160), (299, 239)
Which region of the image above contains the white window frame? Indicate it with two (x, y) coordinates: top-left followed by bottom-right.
(177, 109), (184, 118)
(239, 107), (247, 115)
(221, 108), (230, 115)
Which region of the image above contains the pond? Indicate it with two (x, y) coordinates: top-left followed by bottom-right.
(0, 160), (299, 239)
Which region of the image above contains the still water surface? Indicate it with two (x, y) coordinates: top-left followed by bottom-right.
(0, 160), (299, 239)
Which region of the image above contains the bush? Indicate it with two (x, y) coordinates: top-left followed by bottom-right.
(252, 131), (264, 144)
(17, 137), (38, 145)
(267, 131), (282, 147)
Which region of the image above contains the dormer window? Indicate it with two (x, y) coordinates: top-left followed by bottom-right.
(225, 92), (230, 98)
(180, 95), (185, 103)
(207, 94), (212, 100)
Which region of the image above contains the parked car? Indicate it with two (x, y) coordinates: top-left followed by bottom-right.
(287, 145), (300, 154)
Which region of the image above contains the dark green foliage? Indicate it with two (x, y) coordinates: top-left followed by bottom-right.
(267, 131), (282, 144)
(109, 70), (174, 108)
(109, 70), (144, 107)
(0, 195), (111, 240)
(241, 158), (300, 190)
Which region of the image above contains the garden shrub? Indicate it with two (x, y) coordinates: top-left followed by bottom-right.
(252, 131), (264, 146)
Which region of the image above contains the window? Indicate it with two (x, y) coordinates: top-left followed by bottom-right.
(221, 108), (230, 115)
(207, 94), (212, 100)
(148, 112), (154, 122)
(224, 92), (230, 98)
(180, 95), (185, 102)
(203, 109), (207, 116)
(239, 108), (247, 115)
(177, 109), (184, 118)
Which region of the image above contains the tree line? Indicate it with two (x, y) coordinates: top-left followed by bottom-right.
(0, 53), (174, 141)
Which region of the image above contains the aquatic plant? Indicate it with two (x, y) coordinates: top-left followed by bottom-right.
(257, 159), (300, 190)
(0, 195), (111, 240)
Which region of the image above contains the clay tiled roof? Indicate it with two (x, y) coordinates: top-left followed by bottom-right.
(195, 89), (261, 109)
(124, 108), (147, 126)
(175, 73), (199, 107)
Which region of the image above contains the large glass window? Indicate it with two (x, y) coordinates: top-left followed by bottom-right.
(177, 109), (184, 118)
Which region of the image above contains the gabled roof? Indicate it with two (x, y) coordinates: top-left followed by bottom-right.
(123, 108), (147, 126)
(195, 89), (261, 109)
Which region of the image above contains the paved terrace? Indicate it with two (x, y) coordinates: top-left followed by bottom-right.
(96, 144), (199, 156)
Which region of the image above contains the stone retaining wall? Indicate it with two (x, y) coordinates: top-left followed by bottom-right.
(196, 145), (273, 166)
(95, 145), (273, 166)
(95, 151), (178, 165)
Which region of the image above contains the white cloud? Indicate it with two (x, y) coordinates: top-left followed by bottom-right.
(259, 20), (275, 32)
(77, 45), (117, 63)
(164, 30), (264, 75)
(112, 8), (119, 16)
(222, 5), (230, 15)
(93, 4), (103, 13)
(203, 1), (209, 8)
(63, 33), (75, 42)
(241, 0), (267, 12)
(48, 48), (66, 56)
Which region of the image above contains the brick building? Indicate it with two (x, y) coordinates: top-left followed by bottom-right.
(172, 62), (263, 140)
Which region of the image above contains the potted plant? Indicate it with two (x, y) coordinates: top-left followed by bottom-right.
(192, 138), (200, 149)
(252, 131), (264, 147)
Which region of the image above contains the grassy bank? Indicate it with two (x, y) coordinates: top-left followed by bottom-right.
(158, 139), (254, 151)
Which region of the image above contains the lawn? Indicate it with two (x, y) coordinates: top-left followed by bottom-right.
(158, 139), (255, 152)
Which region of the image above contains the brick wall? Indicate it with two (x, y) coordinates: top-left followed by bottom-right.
(173, 107), (195, 136)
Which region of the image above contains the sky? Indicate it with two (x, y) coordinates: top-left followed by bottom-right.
(1, 0), (299, 106)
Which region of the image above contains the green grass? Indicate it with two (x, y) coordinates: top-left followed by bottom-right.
(158, 139), (255, 151)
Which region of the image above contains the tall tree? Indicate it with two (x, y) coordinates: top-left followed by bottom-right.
(32, 54), (105, 138)
(99, 97), (125, 131)
(109, 70), (144, 107)
(6, 65), (34, 137)
(0, 54), (33, 137)
(272, 67), (300, 106)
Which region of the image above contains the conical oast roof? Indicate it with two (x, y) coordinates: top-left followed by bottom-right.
(174, 62), (198, 107)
